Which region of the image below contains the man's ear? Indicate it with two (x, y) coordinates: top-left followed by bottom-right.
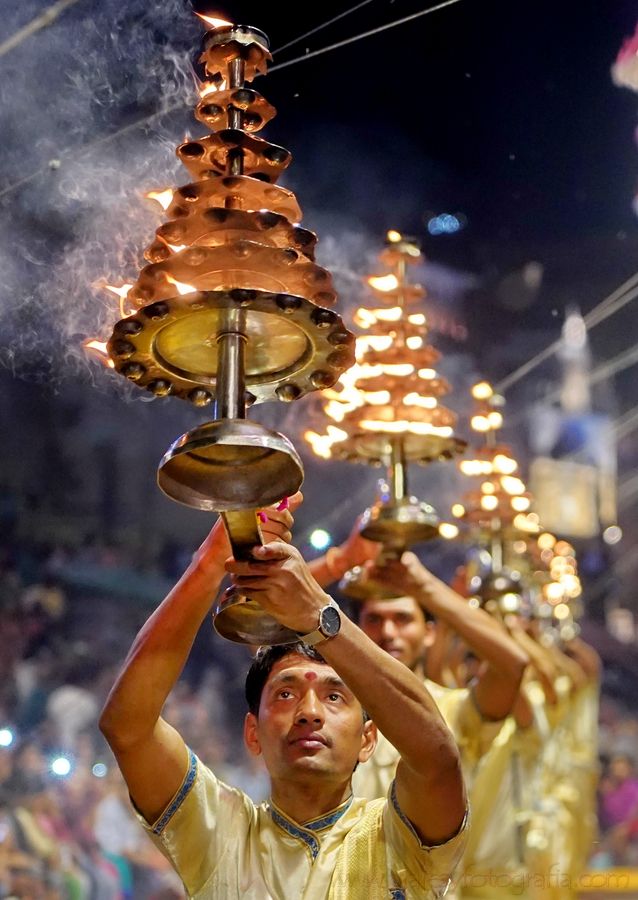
(244, 712), (262, 757)
(358, 719), (377, 764)
(423, 620), (436, 650)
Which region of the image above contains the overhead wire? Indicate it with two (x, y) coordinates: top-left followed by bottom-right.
(272, 0), (377, 55)
(496, 271), (638, 393)
(0, 0), (84, 59)
(269, 0), (465, 74)
(0, 0), (464, 203)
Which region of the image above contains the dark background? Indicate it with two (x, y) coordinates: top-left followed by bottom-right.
(0, 0), (637, 612)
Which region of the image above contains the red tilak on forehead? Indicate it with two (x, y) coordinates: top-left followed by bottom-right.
(304, 671), (318, 681)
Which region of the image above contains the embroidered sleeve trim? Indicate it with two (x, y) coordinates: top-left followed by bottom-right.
(390, 779), (468, 851)
(151, 749), (198, 836)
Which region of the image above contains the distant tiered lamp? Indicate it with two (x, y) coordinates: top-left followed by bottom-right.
(526, 531), (583, 640)
(91, 16), (355, 643)
(452, 381), (539, 614)
(305, 231), (465, 598)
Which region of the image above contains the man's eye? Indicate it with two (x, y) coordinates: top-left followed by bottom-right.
(278, 690), (293, 699)
(327, 693), (342, 702)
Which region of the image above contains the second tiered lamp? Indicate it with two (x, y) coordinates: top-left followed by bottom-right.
(305, 231), (465, 598)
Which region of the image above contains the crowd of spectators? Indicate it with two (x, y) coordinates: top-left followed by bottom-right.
(0, 526), (637, 896)
(591, 696), (638, 869)
(0, 533), (269, 899)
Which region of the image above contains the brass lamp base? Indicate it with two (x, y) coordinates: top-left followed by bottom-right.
(157, 419), (303, 510)
(339, 563), (405, 602)
(359, 496), (439, 548)
(159, 419), (305, 645)
(213, 586), (299, 645)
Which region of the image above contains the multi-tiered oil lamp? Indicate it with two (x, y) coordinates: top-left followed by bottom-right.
(96, 16), (355, 643)
(305, 231), (465, 598)
(452, 381), (540, 612)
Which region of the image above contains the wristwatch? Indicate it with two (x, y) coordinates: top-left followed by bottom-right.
(297, 598), (342, 646)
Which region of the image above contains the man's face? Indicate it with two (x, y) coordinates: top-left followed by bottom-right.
(244, 655), (375, 785)
(358, 596), (431, 670)
(610, 756), (634, 783)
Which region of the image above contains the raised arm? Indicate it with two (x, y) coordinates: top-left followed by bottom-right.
(372, 553), (529, 720)
(228, 542), (466, 846)
(99, 497), (299, 825)
(307, 514), (380, 588)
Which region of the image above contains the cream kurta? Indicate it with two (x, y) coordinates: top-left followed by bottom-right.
(353, 679), (501, 802)
(139, 750), (468, 900)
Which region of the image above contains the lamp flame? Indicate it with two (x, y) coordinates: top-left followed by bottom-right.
(145, 189), (174, 211)
(101, 282), (135, 317)
(196, 13), (232, 28)
(83, 339), (115, 369)
(166, 275), (197, 296)
(367, 274), (399, 293)
(199, 79), (227, 98)
(304, 425), (348, 459)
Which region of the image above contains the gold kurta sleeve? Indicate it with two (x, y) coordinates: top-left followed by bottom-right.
(137, 750), (255, 896)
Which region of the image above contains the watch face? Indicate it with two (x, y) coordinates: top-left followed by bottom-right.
(320, 605), (341, 637)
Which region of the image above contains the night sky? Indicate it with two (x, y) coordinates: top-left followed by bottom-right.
(1, 0), (637, 602)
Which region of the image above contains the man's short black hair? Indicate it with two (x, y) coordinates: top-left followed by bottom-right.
(245, 642), (326, 716)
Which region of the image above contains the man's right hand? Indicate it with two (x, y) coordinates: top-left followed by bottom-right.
(195, 491), (302, 576)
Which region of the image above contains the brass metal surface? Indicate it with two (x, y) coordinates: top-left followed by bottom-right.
(177, 130), (291, 182)
(167, 177), (302, 221)
(201, 27), (271, 82)
(195, 87), (276, 132)
(109, 289), (354, 404)
(152, 209), (316, 260)
(213, 588), (299, 644)
(157, 419), (304, 511)
(339, 563), (405, 601)
(359, 496), (440, 547)
(332, 431), (466, 465)
(130, 243), (335, 307)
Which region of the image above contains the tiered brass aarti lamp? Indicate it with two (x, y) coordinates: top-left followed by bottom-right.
(96, 16), (355, 643)
(452, 381), (539, 613)
(305, 231), (465, 598)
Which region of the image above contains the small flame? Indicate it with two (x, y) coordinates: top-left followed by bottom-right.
(83, 339), (115, 369)
(167, 243), (187, 253)
(368, 274), (399, 293)
(359, 390), (391, 405)
(380, 364), (414, 377)
(387, 230), (402, 243)
(101, 282), (135, 317)
(403, 392), (437, 409)
(408, 313), (426, 325)
(196, 12), (232, 28)
(358, 420), (453, 436)
(146, 188), (174, 211)
(304, 425), (347, 459)
(166, 275), (197, 296)
(104, 282), (134, 299)
(199, 79), (227, 98)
